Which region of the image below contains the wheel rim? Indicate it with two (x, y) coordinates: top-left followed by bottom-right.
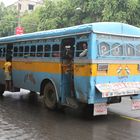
(44, 83), (57, 109)
(47, 89), (55, 103)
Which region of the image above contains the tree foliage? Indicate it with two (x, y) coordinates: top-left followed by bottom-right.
(1, 0), (140, 36)
(0, 3), (17, 37)
(102, 0), (139, 25)
(21, 8), (40, 33)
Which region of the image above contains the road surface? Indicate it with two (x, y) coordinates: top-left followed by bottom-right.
(0, 90), (140, 140)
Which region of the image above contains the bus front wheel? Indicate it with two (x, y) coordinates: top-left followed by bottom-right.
(0, 84), (5, 96)
(43, 82), (57, 110)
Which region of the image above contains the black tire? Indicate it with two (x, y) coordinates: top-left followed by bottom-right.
(43, 82), (57, 110)
(0, 84), (5, 96)
(79, 103), (93, 118)
(14, 87), (20, 92)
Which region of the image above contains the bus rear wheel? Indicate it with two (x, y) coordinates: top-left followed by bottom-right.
(43, 82), (57, 110)
(0, 84), (5, 96)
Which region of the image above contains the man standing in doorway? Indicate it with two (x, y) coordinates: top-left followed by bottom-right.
(3, 57), (12, 91)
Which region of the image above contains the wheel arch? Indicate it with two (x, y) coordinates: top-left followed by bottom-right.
(40, 78), (59, 102)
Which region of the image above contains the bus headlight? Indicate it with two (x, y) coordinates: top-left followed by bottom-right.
(98, 64), (108, 71)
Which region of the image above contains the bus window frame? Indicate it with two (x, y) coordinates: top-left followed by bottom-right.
(37, 44), (44, 57)
(30, 45), (36, 57)
(111, 42), (123, 56)
(98, 41), (110, 57)
(19, 46), (24, 57)
(96, 34), (140, 58)
(97, 40), (125, 57)
(75, 41), (88, 58)
(13, 46), (18, 57)
(74, 34), (90, 59)
(52, 43), (60, 58)
(0, 47), (2, 57)
(44, 44), (51, 57)
(0, 44), (6, 58)
(24, 45), (30, 57)
(2, 47), (6, 57)
(125, 43), (135, 56)
(23, 41), (37, 58)
(136, 44), (140, 56)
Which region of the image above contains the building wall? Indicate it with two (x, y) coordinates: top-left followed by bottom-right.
(11, 0), (43, 13)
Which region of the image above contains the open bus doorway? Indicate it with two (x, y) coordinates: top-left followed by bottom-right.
(61, 38), (76, 106)
(0, 43), (13, 95)
(6, 43), (13, 61)
(5, 43), (13, 91)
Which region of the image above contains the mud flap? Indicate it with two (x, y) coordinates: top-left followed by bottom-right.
(93, 103), (107, 116)
(132, 99), (140, 110)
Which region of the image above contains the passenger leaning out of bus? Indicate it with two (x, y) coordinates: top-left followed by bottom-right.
(63, 45), (73, 73)
(3, 57), (12, 91)
(65, 45), (73, 60)
(79, 43), (88, 57)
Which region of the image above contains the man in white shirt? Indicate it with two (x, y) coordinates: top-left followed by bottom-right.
(79, 43), (87, 57)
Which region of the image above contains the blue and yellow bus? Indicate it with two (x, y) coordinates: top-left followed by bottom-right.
(0, 22), (140, 116)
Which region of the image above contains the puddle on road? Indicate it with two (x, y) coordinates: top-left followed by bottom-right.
(0, 92), (140, 140)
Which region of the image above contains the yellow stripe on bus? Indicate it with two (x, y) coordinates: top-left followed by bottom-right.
(108, 64), (139, 76)
(74, 64), (97, 76)
(12, 61), (61, 73)
(75, 64), (140, 76)
(0, 61), (140, 77)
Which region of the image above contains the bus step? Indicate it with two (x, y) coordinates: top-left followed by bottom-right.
(66, 97), (78, 108)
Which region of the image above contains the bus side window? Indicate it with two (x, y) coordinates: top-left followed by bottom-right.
(19, 46), (23, 57)
(136, 45), (140, 56)
(30, 45), (36, 57)
(44, 44), (51, 57)
(14, 47), (18, 57)
(126, 44), (135, 56)
(76, 41), (88, 57)
(3, 48), (5, 57)
(24, 46), (29, 57)
(37, 45), (43, 57)
(52, 44), (60, 57)
(0, 48), (2, 57)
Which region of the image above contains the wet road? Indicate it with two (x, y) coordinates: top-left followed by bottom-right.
(0, 90), (140, 140)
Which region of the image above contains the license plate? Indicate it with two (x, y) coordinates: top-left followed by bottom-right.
(132, 99), (140, 110)
(93, 103), (107, 116)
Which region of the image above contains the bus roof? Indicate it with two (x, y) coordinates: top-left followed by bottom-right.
(0, 22), (140, 43)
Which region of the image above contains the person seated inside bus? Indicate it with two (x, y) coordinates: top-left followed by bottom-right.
(52, 52), (60, 57)
(37, 52), (43, 57)
(79, 43), (88, 57)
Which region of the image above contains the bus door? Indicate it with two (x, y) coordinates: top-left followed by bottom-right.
(6, 43), (13, 61)
(61, 38), (75, 105)
(6, 43), (13, 88)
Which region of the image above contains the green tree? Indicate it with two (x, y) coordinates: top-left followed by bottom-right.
(102, 0), (139, 26)
(38, 0), (59, 30)
(0, 3), (17, 37)
(21, 8), (40, 33)
(1, 0), (140, 36)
